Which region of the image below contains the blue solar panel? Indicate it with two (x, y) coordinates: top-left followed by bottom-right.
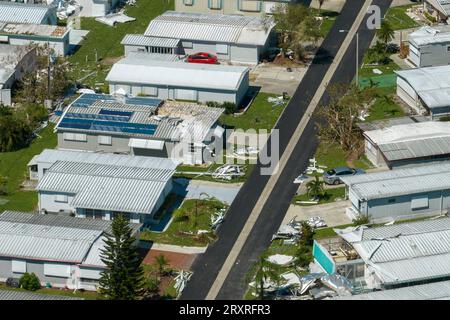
(65, 112), (131, 122)
(99, 109), (133, 117)
(59, 116), (157, 136)
(125, 97), (161, 107)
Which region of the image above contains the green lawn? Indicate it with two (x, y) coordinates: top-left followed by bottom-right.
(219, 92), (287, 131)
(315, 142), (372, 171)
(0, 124), (57, 212)
(68, 0), (174, 88)
(365, 87), (405, 122)
(315, 10), (340, 37)
(359, 60), (399, 78)
(140, 199), (226, 247)
(292, 187), (346, 206)
(384, 4), (420, 30)
(0, 283), (100, 300)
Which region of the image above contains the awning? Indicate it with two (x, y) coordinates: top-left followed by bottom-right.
(129, 138), (165, 150)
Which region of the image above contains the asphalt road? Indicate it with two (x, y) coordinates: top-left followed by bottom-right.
(181, 0), (392, 300)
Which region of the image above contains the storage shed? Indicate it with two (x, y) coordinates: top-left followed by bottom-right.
(408, 25), (450, 67)
(396, 65), (450, 119)
(341, 163), (450, 223)
(363, 121), (450, 169)
(136, 11), (276, 64)
(106, 55), (250, 105)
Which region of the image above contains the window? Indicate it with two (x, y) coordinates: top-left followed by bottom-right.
(411, 195), (429, 210)
(63, 132), (87, 142)
(447, 45), (450, 52)
(98, 135), (112, 146)
(85, 209), (104, 220)
(183, 0), (194, 5)
(388, 198), (396, 204)
(216, 44), (228, 55)
(44, 263), (70, 278)
(189, 143), (195, 153)
(12, 260), (26, 274)
(55, 194), (68, 203)
(238, 0), (262, 12)
(208, 0), (222, 9)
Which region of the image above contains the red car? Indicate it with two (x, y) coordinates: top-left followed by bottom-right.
(186, 52), (219, 64)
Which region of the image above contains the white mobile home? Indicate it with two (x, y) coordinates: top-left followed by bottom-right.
(341, 163), (450, 223)
(396, 65), (450, 119)
(76, 0), (120, 17)
(0, 210), (141, 291)
(408, 25), (450, 67)
(106, 55), (250, 106)
(124, 11), (276, 65)
(334, 218), (450, 289)
(363, 121), (450, 169)
(37, 157), (177, 223)
(55, 94), (225, 164)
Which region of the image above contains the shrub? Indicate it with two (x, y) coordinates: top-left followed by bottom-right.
(439, 115), (450, 122)
(19, 273), (41, 291)
(222, 102), (237, 115)
(353, 214), (370, 226)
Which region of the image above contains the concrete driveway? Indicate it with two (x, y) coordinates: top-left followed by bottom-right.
(282, 200), (352, 228)
(250, 64), (306, 95)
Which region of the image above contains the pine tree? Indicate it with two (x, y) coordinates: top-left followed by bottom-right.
(99, 214), (144, 300)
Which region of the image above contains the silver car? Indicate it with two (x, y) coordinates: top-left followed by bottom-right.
(323, 166), (365, 185)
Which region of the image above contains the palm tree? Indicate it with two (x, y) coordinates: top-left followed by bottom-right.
(254, 256), (280, 300)
(306, 176), (325, 200)
(376, 21), (394, 46)
(154, 254), (169, 277)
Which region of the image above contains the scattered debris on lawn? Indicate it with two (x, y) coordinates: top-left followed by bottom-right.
(372, 68), (383, 75)
(212, 164), (246, 181)
(211, 208), (226, 231)
(306, 158), (326, 174)
(234, 146), (259, 157)
(293, 174), (309, 184)
(267, 254), (294, 266)
(267, 96), (285, 107)
(174, 270), (193, 296)
(250, 272), (354, 300)
(95, 12), (136, 27)
(307, 216), (327, 228)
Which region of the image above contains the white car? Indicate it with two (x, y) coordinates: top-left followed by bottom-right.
(293, 174), (309, 184)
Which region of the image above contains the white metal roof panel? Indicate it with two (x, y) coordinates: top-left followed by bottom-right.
(341, 163), (450, 200)
(0, 290), (83, 300)
(396, 66), (450, 109)
(144, 11), (274, 46)
(0, 1), (54, 24)
(0, 220), (101, 263)
(334, 280), (450, 300)
(106, 57), (249, 91)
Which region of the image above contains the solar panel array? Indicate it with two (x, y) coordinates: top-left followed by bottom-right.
(59, 94), (161, 136)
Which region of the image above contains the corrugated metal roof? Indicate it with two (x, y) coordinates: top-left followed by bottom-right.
(428, 0), (450, 16)
(37, 160), (174, 214)
(121, 34), (180, 48)
(126, 51), (181, 62)
(31, 149), (179, 172)
(365, 121), (450, 161)
(106, 56), (249, 91)
(0, 220), (101, 263)
(0, 210), (142, 236)
(337, 218), (450, 285)
(0, 290), (83, 300)
(333, 280), (450, 300)
(409, 25), (450, 46)
(144, 11), (274, 46)
(0, 1), (54, 24)
(396, 66), (450, 109)
(362, 217), (450, 240)
(341, 163), (450, 200)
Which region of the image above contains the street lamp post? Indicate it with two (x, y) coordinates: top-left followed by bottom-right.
(340, 29), (359, 87)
